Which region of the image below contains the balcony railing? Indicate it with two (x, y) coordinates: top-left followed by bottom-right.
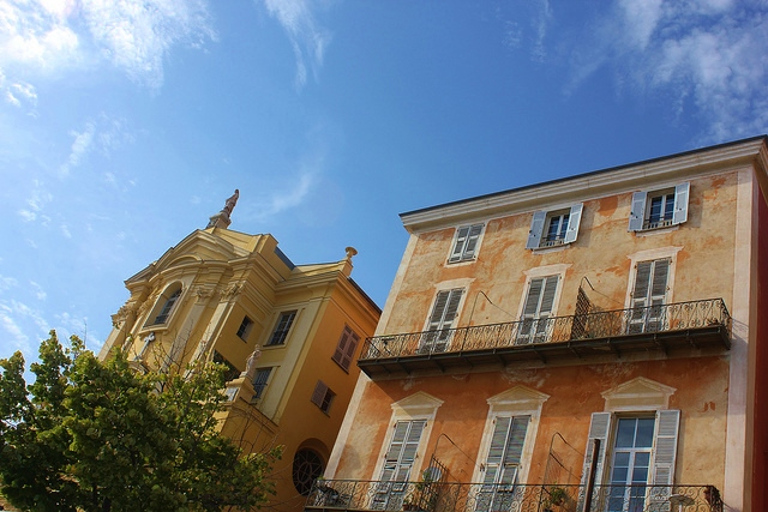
(305, 480), (722, 512)
(362, 298), (730, 359)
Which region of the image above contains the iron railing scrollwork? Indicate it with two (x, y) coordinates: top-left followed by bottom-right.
(361, 298), (730, 360)
(305, 481), (722, 512)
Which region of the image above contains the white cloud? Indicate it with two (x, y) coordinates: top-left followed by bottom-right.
(0, 275), (18, 292)
(262, 0), (331, 89)
(29, 281), (47, 301)
(253, 171), (315, 221)
(0, 299), (51, 355)
(564, 0), (768, 141)
(0, 0), (215, 93)
(60, 121), (95, 176)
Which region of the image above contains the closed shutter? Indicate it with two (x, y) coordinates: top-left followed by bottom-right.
(672, 182), (690, 225)
(519, 276), (558, 343)
(333, 326), (360, 371)
(463, 224), (483, 259)
(449, 226), (471, 262)
(577, 412), (612, 511)
(631, 260), (669, 333)
(526, 211), (548, 249)
(423, 289), (463, 353)
(563, 203), (584, 244)
(628, 191), (648, 231)
(380, 420), (426, 483)
(651, 410), (680, 487)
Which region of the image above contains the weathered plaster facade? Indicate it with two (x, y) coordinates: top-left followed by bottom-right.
(100, 218), (380, 512)
(321, 137), (768, 512)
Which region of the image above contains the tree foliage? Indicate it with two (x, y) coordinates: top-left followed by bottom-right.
(0, 331), (279, 512)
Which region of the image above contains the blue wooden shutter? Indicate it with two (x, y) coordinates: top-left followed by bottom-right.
(577, 412), (612, 511)
(672, 182), (690, 225)
(628, 191), (647, 231)
(563, 203), (583, 244)
(526, 211), (547, 249)
(651, 410), (680, 487)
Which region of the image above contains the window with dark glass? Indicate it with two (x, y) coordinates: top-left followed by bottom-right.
(212, 351), (240, 382)
(236, 316), (254, 341)
(152, 288), (181, 325)
(252, 367), (273, 399)
(267, 311), (297, 346)
(629, 182), (690, 231)
(526, 204), (583, 249)
(292, 448), (324, 496)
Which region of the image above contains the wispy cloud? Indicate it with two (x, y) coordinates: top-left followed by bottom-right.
(60, 122), (95, 177)
(563, 0), (768, 141)
(18, 180), (53, 224)
(0, 0), (216, 93)
(497, 0), (552, 62)
(254, 171), (315, 221)
(0, 300), (51, 354)
(261, 0), (331, 89)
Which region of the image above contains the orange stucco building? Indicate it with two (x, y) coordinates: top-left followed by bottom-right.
(99, 194), (380, 512)
(310, 136), (768, 512)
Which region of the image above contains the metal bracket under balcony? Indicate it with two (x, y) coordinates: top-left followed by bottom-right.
(358, 299), (731, 378)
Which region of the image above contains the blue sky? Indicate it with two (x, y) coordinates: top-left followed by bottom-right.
(1, 0), (767, 360)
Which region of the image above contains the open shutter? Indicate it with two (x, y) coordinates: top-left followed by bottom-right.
(526, 211), (547, 249)
(311, 381), (328, 408)
(628, 191), (647, 231)
(672, 182), (690, 225)
(463, 224), (483, 259)
(563, 203), (583, 244)
(651, 410), (680, 487)
(577, 412), (612, 511)
(449, 226), (470, 262)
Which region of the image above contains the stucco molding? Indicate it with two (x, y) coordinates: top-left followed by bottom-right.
(601, 376), (676, 412)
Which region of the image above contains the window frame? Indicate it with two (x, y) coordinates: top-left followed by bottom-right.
(146, 284), (183, 327)
(267, 310), (297, 346)
(526, 204), (583, 250)
(628, 182), (690, 232)
(448, 223), (484, 263)
(420, 288), (465, 354)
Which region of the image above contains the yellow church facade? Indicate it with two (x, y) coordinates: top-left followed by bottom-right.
(99, 194), (380, 512)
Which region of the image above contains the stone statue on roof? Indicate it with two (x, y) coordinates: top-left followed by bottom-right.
(206, 189), (240, 229)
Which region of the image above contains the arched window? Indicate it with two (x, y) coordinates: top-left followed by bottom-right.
(292, 448), (324, 496)
(148, 284), (182, 326)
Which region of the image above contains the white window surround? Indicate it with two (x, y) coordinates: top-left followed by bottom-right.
(629, 182), (690, 232)
(526, 203), (584, 250)
(448, 223), (485, 264)
(373, 392), (444, 481)
(624, 248), (681, 309)
(601, 377), (677, 412)
(143, 282), (185, 329)
(518, 265), (569, 319)
(471, 386), (549, 485)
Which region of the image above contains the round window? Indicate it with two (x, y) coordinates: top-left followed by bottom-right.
(292, 448), (325, 496)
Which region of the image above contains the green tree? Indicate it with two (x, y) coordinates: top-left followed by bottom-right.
(0, 331), (279, 512)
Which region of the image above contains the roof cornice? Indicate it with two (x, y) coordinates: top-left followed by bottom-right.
(401, 136), (768, 233)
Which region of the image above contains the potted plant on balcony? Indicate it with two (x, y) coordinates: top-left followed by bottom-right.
(403, 469), (438, 511)
(542, 485), (569, 512)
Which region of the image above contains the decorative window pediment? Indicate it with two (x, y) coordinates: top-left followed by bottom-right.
(601, 376), (676, 412)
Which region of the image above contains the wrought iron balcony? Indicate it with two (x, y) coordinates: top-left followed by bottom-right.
(358, 299), (730, 377)
(305, 480), (722, 512)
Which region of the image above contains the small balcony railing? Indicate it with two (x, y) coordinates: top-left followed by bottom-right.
(305, 480), (722, 512)
(361, 299), (730, 361)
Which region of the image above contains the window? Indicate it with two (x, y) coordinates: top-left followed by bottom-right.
(252, 367), (273, 399)
(267, 311), (296, 346)
(629, 182), (689, 231)
(420, 288), (464, 354)
(517, 276), (559, 344)
(476, 416), (530, 512)
(628, 259), (669, 334)
(579, 410), (680, 512)
(292, 448), (325, 496)
(311, 380), (335, 414)
(150, 286), (182, 325)
(526, 204), (583, 249)
(449, 223), (484, 263)
(236, 316), (254, 341)
(212, 351), (240, 382)
(374, 420), (427, 509)
(332, 326), (360, 371)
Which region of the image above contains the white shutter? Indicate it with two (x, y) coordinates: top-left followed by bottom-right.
(463, 224), (483, 259)
(651, 410), (680, 487)
(449, 226), (470, 262)
(628, 191), (647, 231)
(523, 278), (544, 318)
(578, 412), (612, 506)
(672, 182), (690, 225)
(539, 276), (558, 316)
(381, 420), (426, 483)
(563, 203), (583, 244)
(526, 211), (547, 249)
